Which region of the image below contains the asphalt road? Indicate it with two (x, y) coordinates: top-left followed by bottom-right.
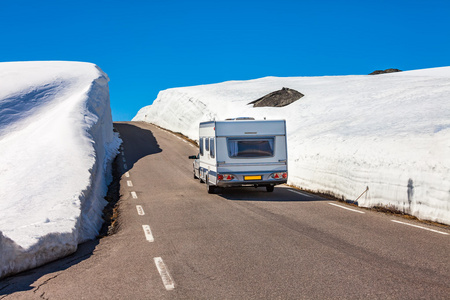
(1, 121), (449, 299)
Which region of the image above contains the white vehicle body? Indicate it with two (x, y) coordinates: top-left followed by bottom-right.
(191, 118), (288, 193)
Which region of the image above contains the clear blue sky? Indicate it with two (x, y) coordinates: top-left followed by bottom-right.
(1, 0), (449, 121)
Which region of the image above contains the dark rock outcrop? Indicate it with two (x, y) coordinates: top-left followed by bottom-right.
(369, 68), (402, 75)
(248, 87), (304, 107)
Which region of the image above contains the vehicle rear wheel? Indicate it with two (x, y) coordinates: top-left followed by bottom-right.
(207, 185), (215, 194)
(206, 176), (215, 194)
(266, 185), (274, 192)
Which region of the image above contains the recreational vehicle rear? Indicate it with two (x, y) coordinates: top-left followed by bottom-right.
(189, 118), (288, 193)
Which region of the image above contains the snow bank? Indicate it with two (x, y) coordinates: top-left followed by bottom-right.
(0, 61), (121, 278)
(133, 67), (450, 225)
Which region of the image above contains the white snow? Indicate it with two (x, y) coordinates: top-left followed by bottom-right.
(0, 61), (121, 278)
(133, 67), (450, 225)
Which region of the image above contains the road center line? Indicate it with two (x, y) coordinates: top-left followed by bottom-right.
(136, 205), (145, 215)
(328, 202), (365, 214)
(288, 189), (313, 198)
(127, 180), (133, 187)
(142, 225), (154, 242)
(154, 257), (175, 290)
(391, 220), (449, 235)
(131, 191), (138, 199)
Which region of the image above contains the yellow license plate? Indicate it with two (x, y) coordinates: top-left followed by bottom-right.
(244, 175), (262, 181)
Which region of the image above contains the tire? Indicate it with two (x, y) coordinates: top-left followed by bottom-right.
(207, 185), (215, 194)
(266, 185), (274, 192)
(206, 176), (215, 194)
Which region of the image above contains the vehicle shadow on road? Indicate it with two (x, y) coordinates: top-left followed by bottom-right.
(114, 122), (162, 174)
(216, 186), (327, 202)
(0, 239), (98, 296)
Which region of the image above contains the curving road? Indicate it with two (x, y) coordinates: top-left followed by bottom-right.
(1, 121), (449, 299)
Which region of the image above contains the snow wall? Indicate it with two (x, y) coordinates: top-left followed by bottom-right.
(133, 67), (450, 225)
(0, 62), (121, 278)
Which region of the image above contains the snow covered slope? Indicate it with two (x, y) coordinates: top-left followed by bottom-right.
(0, 61), (121, 278)
(133, 67), (450, 225)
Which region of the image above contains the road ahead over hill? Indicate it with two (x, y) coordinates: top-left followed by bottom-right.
(2, 121), (449, 299)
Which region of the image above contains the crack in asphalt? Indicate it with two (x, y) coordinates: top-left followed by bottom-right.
(32, 273), (60, 297)
(39, 291), (49, 300)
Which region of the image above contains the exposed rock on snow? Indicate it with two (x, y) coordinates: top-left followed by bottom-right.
(0, 61), (121, 278)
(133, 67), (450, 225)
(369, 68), (402, 75)
(248, 87), (304, 107)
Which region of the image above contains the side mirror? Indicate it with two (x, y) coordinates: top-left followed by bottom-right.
(188, 155), (198, 159)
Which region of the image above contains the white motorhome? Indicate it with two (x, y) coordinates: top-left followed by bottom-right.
(189, 118), (288, 193)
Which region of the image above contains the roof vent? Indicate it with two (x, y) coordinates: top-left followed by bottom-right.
(226, 117), (255, 121)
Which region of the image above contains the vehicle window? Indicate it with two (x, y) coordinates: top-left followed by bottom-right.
(205, 137), (210, 151)
(228, 138), (274, 158)
(210, 138), (215, 158)
(199, 138), (204, 156)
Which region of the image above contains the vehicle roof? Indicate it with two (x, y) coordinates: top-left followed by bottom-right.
(200, 119), (286, 136)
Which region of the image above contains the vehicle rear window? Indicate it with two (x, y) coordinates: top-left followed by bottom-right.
(228, 138), (274, 158)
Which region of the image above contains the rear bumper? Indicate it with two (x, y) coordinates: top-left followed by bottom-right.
(216, 179), (287, 188)
(214, 170), (287, 188)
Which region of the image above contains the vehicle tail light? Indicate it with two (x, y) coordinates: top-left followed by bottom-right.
(218, 174), (235, 181)
(271, 172), (287, 179)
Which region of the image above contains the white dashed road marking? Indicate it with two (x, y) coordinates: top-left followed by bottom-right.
(136, 205), (145, 215)
(328, 203), (365, 214)
(154, 257), (175, 290)
(124, 163), (128, 169)
(131, 191), (138, 199)
(127, 180), (133, 187)
(288, 189), (313, 198)
(391, 220), (449, 235)
(142, 225), (154, 242)
(125, 171), (130, 178)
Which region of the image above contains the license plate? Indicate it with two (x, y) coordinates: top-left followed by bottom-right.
(244, 175), (262, 181)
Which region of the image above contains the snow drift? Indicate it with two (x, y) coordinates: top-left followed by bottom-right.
(133, 67), (450, 225)
(0, 61), (121, 278)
